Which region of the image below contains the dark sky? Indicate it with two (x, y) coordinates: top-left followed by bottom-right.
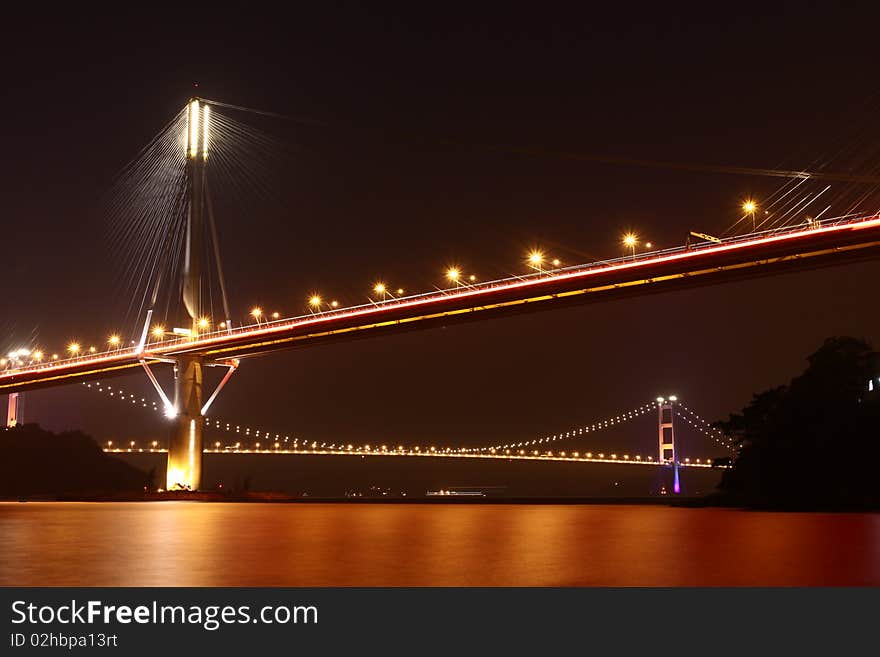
(3, 5), (880, 463)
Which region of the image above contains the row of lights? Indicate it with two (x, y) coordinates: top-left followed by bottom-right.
(0, 201), (796, 372)
(86, 381), (716, 464)
(249, 249), (572, 321)
(89, 378), (732, 461)
(104, 438), (716, 466)
(1, 234), (653, 369)
(675, 403), (735, 450)
(477, 401), (660, 452)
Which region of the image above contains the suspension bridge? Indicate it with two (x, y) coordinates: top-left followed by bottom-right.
(3, 98), (880, 491)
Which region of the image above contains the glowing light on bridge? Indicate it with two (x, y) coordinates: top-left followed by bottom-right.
(623, 233), (638, 258)
(188, 100), (199, 159)
(742, 199), (758, 230)
(67, 343), (80, 355)
(202, 104), (210, 160)
(527, 250), (544, 270)
(446, 267), (461, 284)
(108, 335), (121, 347)
(309, 295), (322, 309)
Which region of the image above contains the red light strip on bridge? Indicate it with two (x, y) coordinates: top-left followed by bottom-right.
(3, 214), (879, 385)
(164, 214), (880, 357)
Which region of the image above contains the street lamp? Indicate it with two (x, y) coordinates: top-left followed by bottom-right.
(742, 199), (757, 232)
(250, 307), (262, 324)
(373, 282), (387, 301)
(527, 250), (544, 272)
(623, 233), (638, 259)
(68, 342), (80, 355)
(308, 294), (322, 312)
(446, 267), (461, 286)
(108, 334), (121, 348)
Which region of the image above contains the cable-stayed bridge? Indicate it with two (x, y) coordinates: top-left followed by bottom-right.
(3, 97), (879, 491)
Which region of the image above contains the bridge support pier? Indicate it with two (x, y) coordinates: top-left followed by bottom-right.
(167, 356), (204, 490)
(6, 393), (20, 428)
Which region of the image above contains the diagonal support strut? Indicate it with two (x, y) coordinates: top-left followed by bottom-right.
(201, 359), (239, 415)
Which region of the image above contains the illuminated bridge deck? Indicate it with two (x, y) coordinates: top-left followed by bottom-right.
(4, 214), (880, 393)
(106, 446), (718, 468)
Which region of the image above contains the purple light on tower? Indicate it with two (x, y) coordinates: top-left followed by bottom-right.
(673, 463), (681, 495)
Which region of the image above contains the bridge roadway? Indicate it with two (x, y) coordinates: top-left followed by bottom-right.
(4, 214), (880, 394)
(105, 446), (718, 467)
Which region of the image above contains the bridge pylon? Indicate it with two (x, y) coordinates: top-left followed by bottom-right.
(166, 98), (210, 490)
(6, 393), (20, 428)
(138, 97), (233, 491)
(657, 395), (680, 494)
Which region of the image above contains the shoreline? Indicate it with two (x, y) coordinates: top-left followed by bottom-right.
(3, 492), (705, 505)
(3, 493), (876, 512)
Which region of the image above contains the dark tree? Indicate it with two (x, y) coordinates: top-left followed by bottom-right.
(714, 337), (880, 509)
(0, 424), (147, 497)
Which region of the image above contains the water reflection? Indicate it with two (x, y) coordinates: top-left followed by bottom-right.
(0, 502), (877, 586)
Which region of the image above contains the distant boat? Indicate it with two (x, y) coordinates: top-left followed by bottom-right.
(426, 489), (485, 497)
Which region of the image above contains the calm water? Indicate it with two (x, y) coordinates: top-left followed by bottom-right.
(1, 502), (878, 586)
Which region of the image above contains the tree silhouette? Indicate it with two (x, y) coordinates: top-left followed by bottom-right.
(715, 337), (880, 509)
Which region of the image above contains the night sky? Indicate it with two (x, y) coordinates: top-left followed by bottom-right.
(3, 5), (880, 470)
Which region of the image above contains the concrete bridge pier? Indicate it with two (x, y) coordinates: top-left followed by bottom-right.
(167, 355), (204, 490)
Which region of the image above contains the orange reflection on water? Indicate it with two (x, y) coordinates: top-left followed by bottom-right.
(0, 502), (878, 586)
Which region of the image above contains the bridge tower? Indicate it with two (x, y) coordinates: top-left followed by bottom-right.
(166, 98), (210, 491)
(657, 395), (680, 494)
(136, 97), (236, 491)
(6, 393), (20, 428)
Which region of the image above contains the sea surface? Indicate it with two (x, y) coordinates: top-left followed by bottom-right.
(1, 502), (878, 586)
